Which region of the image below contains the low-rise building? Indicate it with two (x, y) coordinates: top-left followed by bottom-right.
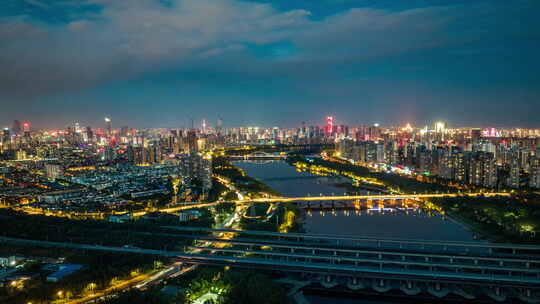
(46, 264), (82, 282)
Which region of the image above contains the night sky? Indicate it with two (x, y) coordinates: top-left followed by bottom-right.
(1, 0), (539, 129)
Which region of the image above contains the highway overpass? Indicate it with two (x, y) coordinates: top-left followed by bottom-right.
(2, 227), (539, 303)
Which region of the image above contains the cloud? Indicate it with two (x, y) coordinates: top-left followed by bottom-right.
(23, 0), (50, 9)
(0, 0), (538, 114)
(0, 0), (312, 99)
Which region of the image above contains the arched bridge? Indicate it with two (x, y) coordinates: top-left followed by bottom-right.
(227, 151), (286, 160)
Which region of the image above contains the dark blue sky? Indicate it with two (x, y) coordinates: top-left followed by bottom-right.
(1, 0), (539, 128)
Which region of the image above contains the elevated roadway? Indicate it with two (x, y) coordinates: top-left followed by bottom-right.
(2, 230), (540, 302)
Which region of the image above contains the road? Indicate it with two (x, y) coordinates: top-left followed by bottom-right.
(234, 192), (511, 203)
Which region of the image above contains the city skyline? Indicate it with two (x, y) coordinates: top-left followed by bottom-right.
(3, 2), (540, 303)
(2, 0), (540, 128)
(4, 116), (540, 131)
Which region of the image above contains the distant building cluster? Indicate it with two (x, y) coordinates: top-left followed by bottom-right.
(1, 117), (539, 196)
(0, 117), (216, 214)
(336, 123), (540, 190)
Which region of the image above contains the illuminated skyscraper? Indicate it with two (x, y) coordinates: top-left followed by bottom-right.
(530, 157), (540, 189)
(120, 126), (129, 137)
(216, 118), (223, 135)
(2, 128), (10, 144)
(187, 130), (198, 152)
(509, 156), (521, 188)
(104, 117), (112, 136)
(12, 120), (21, 136)
(22, 121), (31, 137)
(45, 163), (62, 180)
(15, 149), (26, 160)
(85, 126), (94, 142)
(326, 116), (334, 135)
(468, 151), (497, 188)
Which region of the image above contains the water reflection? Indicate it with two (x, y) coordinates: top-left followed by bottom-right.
(234, 160), (477, 242)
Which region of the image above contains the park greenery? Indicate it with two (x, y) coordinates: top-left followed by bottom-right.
(430, 194), (540, 243)
(287, 154), (455, 194)
(212, 156), (280, 197)
(206, 177), (229, 202)
(172, 266), (289, 304)
(0, 245), (164, 304)
(0, 209), (196, 250)
(239, 203), (303, 233)
(285, 154), (540, 242)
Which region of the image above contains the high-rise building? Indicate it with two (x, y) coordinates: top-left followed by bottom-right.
(440, 150), (468, 182)
(104, 117), (112, 136)
(22, 121), (31, 137)
(471, 128), (482, 144)
(216, 118), (223, 134)
(336, 139), (354, 160)
(179, 153), (212, 193)
(12, 120), (21, 136)
(187, 130), (198, 152)
(326, 116), (334, 136)
(45, 163), (62, 180)
(149, 145), (162, 164)
(509, 157), (521, 188)
(101, 147), (114, 161)
(133, 147), (144, 165)
(120, 126), (129, 137)
(415, 145), (432, 173)
(530, 157), (540, 189)
(15, 149), (26, 160)
(468, 151), (497, 188)
(376, 143), (385, 163)
(2, 128), (10, 144)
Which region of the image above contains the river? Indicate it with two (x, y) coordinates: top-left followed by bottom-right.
(234, 160), (481, 304)
(234, 160), (477, 241)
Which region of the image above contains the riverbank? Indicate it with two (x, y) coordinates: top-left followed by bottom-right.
(430, 195), (539, 244)
(287, 154), (455, 194)
(213, 156), (281, 198)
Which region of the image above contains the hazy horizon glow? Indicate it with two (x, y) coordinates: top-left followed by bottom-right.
(1, 0), (539, 128)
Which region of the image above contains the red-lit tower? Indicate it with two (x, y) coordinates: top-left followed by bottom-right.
(326, 116), (333, 135)
(22, 121), (31, 137)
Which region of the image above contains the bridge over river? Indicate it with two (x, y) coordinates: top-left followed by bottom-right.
(232, 192), (511, 204)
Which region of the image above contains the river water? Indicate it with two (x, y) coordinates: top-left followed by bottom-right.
(234, 160), (476, 242)
(234, 160), (481, 303)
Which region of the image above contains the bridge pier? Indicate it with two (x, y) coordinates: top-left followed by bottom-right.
(372, 279), (392, 293)
(517, 288), (540, 304)
(320, 275), (338, 288)
(400, 280), (421, 295)
(484, 286), (507, 302)
(427, 282), (449, 298)
(346, 277), (365, 290)
(452, 285), (476, 300)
